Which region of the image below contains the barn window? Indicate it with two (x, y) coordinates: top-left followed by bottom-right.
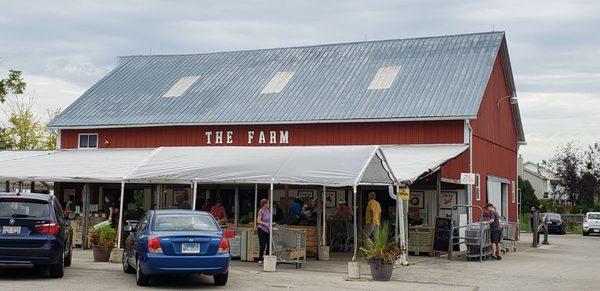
(368, 66), (401, 90)
(260, 71), (295, 94)
(163, 75), (200, 97)
(78, 133), (98, 149)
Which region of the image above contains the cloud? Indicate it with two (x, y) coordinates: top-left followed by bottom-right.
(0, 0), (599, 163)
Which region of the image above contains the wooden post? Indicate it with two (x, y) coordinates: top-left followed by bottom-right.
(234, 185), (239, 227)
(5, 181), (9, 192)
(542, 214), (550, 245)
(30, 182), (35, 193)
(82, 184), (90, 249)
(532, 212), (539, 247)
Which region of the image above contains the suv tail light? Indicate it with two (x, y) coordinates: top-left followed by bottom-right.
(218, 238), (229, 253)
(35, 222), (59, 236)
(148, 237), (163, 254)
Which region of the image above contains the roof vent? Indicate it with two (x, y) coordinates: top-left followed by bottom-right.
(260, 71), (295, 94)
(368, 66), (401, 90)
(163, 75), (200, 97)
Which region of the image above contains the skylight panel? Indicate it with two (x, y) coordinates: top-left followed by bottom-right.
(260, 71), (295, 94)
(162, 75), (200, 97)
(368, 66), (401, 90)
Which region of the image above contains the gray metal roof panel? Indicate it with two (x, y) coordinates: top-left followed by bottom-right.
(50, 32), (505, 128)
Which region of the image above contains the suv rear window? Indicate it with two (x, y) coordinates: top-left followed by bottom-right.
(588, 213), (600, 220)
(153, 214), (218, 232)
(0, 198), (50, 218)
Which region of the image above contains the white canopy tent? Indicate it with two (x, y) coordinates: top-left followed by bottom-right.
(0, 144), (468, 261)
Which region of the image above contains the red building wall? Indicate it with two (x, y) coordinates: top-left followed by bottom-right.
(470, 54), (519, 223)
(60, 120), (465, 149)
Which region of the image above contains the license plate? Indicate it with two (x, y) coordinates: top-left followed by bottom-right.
(182, 243), (200, 253)
(594, 229), (600, 233)
(2, 226), (21, 235)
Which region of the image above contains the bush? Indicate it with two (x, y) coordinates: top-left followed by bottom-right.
(538, 199), (556, 213)
(519, 178), (539, 214)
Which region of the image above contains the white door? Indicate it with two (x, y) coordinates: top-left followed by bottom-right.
(487, 180), (503, 215)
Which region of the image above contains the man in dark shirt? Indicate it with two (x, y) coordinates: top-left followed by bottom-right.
(486, 203), (502, 260)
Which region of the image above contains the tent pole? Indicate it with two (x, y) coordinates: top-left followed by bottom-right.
(269, 182), (274, 255)
(322, 185), (326, 246)
(253, 184), (258, 230)
(352, 185), (358, 261)
(116, 181), (126, 248)
(192, 181), (198, 210)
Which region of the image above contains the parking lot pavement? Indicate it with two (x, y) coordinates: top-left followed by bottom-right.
(0, 233), (598, 290)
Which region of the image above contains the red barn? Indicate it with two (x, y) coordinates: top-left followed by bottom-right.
(48, 31), (524, 247)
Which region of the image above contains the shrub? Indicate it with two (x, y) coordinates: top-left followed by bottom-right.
(359, 221), (405, 264)
(89, 225), (117, 249)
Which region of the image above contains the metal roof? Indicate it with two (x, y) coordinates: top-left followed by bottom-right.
(50, 31), (511, 129)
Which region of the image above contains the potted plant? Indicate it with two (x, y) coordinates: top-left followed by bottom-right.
(360, 221), (405, 281)
(89, 224), (117, 262)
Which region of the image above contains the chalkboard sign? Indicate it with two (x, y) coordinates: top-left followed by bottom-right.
(433, 217), (452, 253)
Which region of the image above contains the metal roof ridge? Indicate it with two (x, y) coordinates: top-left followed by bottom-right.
(117, 31), (505, 59)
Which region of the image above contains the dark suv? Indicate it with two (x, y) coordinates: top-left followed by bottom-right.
(0, 192), (73, 278)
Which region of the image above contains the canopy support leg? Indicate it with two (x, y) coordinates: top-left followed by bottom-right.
(116, 181), (126, 248)
(269, 182), (274, 256)
(192, 181), (198, 210)
(82, 184), (90, 249)
(352, 185), (358, 261)
(322, 185), (326, 246)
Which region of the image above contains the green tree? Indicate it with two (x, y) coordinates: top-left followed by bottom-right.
(1, 95), (57, 150)
(519, 177), (538, 214)
(0, 69), (26, 103)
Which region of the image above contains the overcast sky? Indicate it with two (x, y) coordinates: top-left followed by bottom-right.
(1, 0), (599, 162)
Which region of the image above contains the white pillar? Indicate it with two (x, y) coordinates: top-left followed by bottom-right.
(269, 182), (274, 255)
(397, 185), (408, 265)
(322, 186), (326, 245)
(116, 181), (126, 248)
(352, 185), (358, 261)
(253, 184), (258, 229)
(192, 182), (198, 210)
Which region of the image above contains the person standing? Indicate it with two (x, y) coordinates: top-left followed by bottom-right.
(64, 195), (75, 217)
(256, 199), (271, 265)
(487, 203), (503, 260)
(103, 195), (118, 228)
(210, 199), (228, 224)
(178, 195), (191, 209)
(365, 192), (382, 241)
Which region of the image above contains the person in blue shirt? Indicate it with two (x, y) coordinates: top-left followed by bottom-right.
(287, 198), (303, 225)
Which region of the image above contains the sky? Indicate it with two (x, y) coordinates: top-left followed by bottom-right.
(0, 0), (599, 162)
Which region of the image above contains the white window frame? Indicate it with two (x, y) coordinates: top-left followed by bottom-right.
(511, 180), (516, 203)
(78, 133), (99, 149)
(475, 173), (481, 201)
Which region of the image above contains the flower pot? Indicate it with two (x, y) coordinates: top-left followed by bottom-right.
(369, 261), (394, 281)
(92, 246), (113, 262)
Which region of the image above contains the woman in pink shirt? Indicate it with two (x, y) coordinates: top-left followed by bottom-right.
(256, 199), (271, 264)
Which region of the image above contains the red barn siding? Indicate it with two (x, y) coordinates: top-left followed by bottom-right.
(470, 53), (519, 224)
(60, 120), (465, 149)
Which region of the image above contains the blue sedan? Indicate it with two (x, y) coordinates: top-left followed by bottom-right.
(122, 210), (232, 286)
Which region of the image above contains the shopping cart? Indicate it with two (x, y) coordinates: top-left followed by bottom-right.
(272, 226), (306, 269)
(329, 219), (353, 252)
(464, 223), (493, 261)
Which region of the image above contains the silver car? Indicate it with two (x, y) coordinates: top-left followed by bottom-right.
(583, 212), (600, 236)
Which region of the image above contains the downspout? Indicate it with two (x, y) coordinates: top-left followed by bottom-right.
(467, 119), (474, 223)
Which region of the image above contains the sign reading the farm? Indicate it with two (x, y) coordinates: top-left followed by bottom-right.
(204, 130), (290, 145)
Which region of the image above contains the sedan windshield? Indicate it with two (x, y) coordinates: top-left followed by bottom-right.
(153, 214), (218, 232)
(547, 213), (561, 220)
(588, 214), (600, 220)
(0, 199), (49, 218)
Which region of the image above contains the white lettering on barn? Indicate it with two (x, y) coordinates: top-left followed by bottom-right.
(205, 130), (290, 145)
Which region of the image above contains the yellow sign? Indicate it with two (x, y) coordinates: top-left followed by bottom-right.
(398, 187), (410, 201)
